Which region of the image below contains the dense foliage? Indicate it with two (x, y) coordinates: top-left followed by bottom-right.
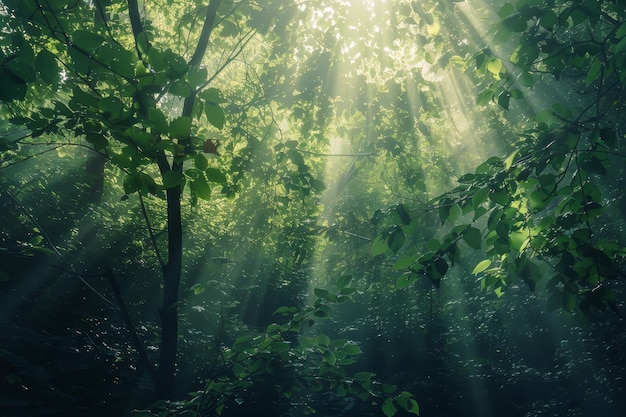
(1, 0), (624, 416)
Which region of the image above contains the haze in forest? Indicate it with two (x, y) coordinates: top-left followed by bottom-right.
(1, 0), (625, 416)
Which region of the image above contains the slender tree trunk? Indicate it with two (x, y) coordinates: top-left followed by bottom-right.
(156, 184), (183, 399)
(127, 0), (222, 400)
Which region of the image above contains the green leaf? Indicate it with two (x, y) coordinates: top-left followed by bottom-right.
(123, 173), (140, 194)
(233, 335), (254, 346)
(72, 30), (105, 50)
(287, 149), (305, 167)
(394, 256), (414, 270)
(266, 323), (280, 335)
(342, 344), (362, 355)
(404, 398), (420, 415)
(162, 170), (185, 189)
(497, 3), (515, 18)
(193, 153), (208, 170)
(323, 350), (337, 366)
(336, 275), (353, 289)
(205, 104), (225, 129)
(169, 116), (192, 138)
(529, 190), (549, 211)
(314, 287), (330, 300)
(136, 32), (150, 56)
(534, 109), (556, 125)
(371, 235), (388, 256)
(539, 10), (557, 29)
(503, 149), (518, 171)
(472, 259), (492, 274)
(463, 226), (482, 250)
(85, 133), (108, 150)
(148, 107), (168, 132)
(388, 228), (405, 254)
(509, 231), (528, 252)
(395, 204), (411, 225)
(190, 284), (205, 295)
(382, 398), (398, 417)
(163, 49), (188, 79)
(187, 66), (208, 87)
(383, 384), (397, 394)
(503, 14), (527, 32)
(472, 187), (489, 209)
(489, 188), (509, 205)
(169, 79), (192, 97)
(432, 257), (448, 277)
(0, 71), (27, 102)
(98, 96), (124, 119)
(316, 334), (331, 347)
(486, 58), (502, 77)
(586, 59), (602, 86)
(191, 175), (211, 200)
(397, 272), (416, 289)
(446, 204), (462, 225)
(497, 91), (510, 110)
(35, 49), (59, 85)
(353, 372), (375, 383)
(200, 87), (227, 104)
(205, 168), (227, 184)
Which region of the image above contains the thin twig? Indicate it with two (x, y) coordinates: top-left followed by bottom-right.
(138, 192), (166, 269)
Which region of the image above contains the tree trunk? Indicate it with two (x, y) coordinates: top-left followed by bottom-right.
(156, 184), (183, 399)
(127, 0), (222, 400)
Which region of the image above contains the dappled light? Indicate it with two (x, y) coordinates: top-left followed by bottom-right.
(1, 0), (625, 416)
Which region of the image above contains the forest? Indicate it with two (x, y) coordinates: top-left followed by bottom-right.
(0, 0), (625, 416)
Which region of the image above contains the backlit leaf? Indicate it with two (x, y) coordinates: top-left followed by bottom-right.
(472, 259), (492, 274)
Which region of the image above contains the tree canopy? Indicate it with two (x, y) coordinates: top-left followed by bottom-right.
(1, 0), (625, 416)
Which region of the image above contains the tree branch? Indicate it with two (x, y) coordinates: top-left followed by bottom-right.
(138, 192), (166, 269)
(128, 0), (148, 58)
(183, 0), (223, 117)
(189, 0), (223, 68)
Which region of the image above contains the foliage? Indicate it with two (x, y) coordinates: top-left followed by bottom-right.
(1, 0), (625, 417)
(133, 279), (419, 417)
(372, 0), (626, 319)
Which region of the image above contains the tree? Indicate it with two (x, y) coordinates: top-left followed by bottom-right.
(1, 2), (421, 415)
(0, 0), (304, 401)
